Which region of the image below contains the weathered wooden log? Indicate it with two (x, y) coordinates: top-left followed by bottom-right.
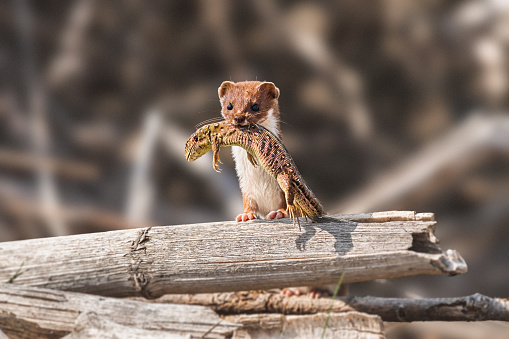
(0, 211), (466, 298)
(159, 292), (509, 322)
(155, 291), (354, 315)
(0, 283), (387, 339)
(0, 283), (239, 339)
(62, 312), (192, 339)
(226, 312), (384, 339)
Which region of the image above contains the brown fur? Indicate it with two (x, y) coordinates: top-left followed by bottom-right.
(218, 81), (281, 138)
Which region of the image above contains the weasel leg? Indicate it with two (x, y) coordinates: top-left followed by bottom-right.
(236, 194), (258, 222)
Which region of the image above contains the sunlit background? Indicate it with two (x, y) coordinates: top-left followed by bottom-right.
(1, 0), (509, 335)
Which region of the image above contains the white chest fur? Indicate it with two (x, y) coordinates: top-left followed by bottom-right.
(232, 111), (284, 216)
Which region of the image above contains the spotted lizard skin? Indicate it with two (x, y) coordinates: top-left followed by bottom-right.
(185, 121), (325, 226)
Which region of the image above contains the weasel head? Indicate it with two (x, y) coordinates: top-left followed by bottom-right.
(218, 81), (280, 128)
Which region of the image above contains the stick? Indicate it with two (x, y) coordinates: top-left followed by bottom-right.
(160, 292), (509, 322)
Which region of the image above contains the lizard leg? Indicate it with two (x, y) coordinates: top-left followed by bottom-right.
(246, 152), (258, 167)
(277, 173), (300, 231)
(211, 135), (223, 173)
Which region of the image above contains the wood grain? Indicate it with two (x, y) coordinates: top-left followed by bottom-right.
(227, 312), (384, 339)
(0, 212), (466, 298)
(0, 283), (238, 339)
(160, 292), (509, 322)
(0, 283), (387, 339)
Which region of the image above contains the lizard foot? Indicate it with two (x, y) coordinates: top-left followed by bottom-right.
(236, 212), (257, 222)
(266, 209), (288, 220)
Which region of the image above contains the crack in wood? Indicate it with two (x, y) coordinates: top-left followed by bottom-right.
(127, 227), (154, 298)
(408, 232), (441, 254)
(130, 226), (151, 253)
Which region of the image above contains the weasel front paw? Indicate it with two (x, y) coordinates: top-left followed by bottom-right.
(236, 212), (257, 222)
(266, 209), (288, 219)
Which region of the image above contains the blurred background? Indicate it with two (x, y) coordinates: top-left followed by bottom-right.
(0, 0), (508, 329)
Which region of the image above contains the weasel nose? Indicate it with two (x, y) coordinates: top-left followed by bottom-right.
(234, 115), (246, 125)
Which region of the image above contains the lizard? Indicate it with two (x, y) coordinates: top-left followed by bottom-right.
(185, 121), (325, 229)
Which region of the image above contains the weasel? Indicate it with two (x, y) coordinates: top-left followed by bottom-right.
(216, 81), (336, 298)
(218, 81), (288, 222)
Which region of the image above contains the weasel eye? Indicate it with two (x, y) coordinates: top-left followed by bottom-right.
(251, 104), (260, 112)
(227, 103), (233, 110)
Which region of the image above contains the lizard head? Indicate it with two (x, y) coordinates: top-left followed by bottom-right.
(185, 126), (212, 162)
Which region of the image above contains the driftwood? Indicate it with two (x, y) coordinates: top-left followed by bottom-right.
(62, 312), (194, 339)
(0, 283), (385, 339)
(160, 292), (509, 322)
(0, 211), (466, 298)
(1, 283), (507, 338)
(226, 312), (384, 339)
(0, 283), (239, 339)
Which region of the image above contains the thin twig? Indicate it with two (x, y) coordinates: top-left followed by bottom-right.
(6, 262), (24, 284)
(321, 272), (345, 339)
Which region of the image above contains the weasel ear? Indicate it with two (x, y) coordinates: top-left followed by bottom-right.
(258, 82), (280, 99)
(218, 81), (235, 98)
